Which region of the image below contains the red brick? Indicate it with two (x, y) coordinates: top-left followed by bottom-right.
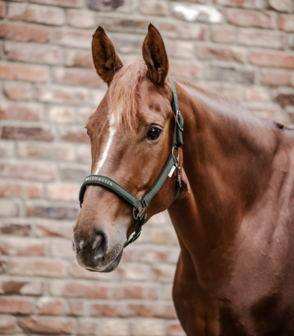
(117, 264), (149, 281)
(68, 262), (113, 280)
(77, 319), (97, 335)
(53, 68), (102, 87)
(197, 45), (245, 63)
(134, 319), (165, 335)
(36, 219), (74, 239)
(0, 278), (44, 295)
(48, 106), (74, 123)
(0, 63), (48, 82)
(91, 303), (125, 317)
(0, 162), (55, 181)
(141, 0), (168, 16)
(245, 87), (269, 102)
(152, 264), (175, 283)
(46, 183), (81, 202)
(2, 126), (53, 141)
(167, 321), (185, 336)
(0, 237), (46, 256)
(0, 180), (42, 199)
(0, 22), (50, 43)
(157, 21), (205, 40)
(8, 3), (65, 25)
(279, 14), (294, 32)
(0, 297), (34, 314)
(49, 239), (73, 258)
(35, 85), (88, 104)
(151, 227), (178, 245)
(238, 29), (286, 49)
(77, 107), (93, 124)
(76, 144), (91, 164)
(122, 284), (158, 300)
(67, 9), (94, 28)
(0, 140), (14, 158)
(26, 204), (79, 220)
(169, 41), (194, 59)
(0, 259), (7, 274)
(65, 49), (93, 68)
(18, 142), (75, 161)
(249, 51), (294, 69)
(227, 9), (275, 28)
(49, 280), (119, 299)
(213, 0), (263, 8)
(0, 200), (19, 217)
(60, 128), (89, 143)
(169, 61), (201, 79)
(127, 302), (177, 319)
(269, 0), (292, 13)
(0, 315), (16, 335)
(37, 298), (64, 315)
(138, 247), (179, 264)
(275, 93), (294, 107)
(9, 258), (66, 277)
(0, 222), (31, 236)
(5, 42), (63, 64)
(0, 1), (6, 19)
(55, 28), (92, 48)
(249, 106), (282, 122)
(30, 0), (83, 8)
(210, 26), (235, 44)
(19, 317), (75, 335)
(101, 319), (130, 336)
(69, 300), (86, 316)
(0, 102), (41, 120)
(3, 82), (31, 101)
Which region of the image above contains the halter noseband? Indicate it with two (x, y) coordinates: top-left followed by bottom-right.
(79, 75), (184, 248)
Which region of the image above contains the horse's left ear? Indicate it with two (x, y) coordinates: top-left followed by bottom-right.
(92, 26), (123, 85)
(142, 24), (169, 87)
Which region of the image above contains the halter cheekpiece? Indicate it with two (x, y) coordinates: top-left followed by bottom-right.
(79, 75), (184, 247)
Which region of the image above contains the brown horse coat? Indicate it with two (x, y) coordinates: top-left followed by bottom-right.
(73, 25), (294, 335)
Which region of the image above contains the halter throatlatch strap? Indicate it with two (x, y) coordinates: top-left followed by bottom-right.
(79, 75), (184, 248)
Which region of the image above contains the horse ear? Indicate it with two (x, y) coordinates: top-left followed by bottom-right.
(92, 26), (123, 85)
(142, 24), (169, 87)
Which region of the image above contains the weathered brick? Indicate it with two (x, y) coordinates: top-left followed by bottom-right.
(37, 298), (64, 315)
(88, 0), (137, 12)
(0, 1), (6, 19)
(60, 127), (89, 143)
(117, 264), (150, 281)
(268, 0), (292, 13)
(207, 66), (255, 84)
(197, 45), (245, 63)
(0, 315), (16, 335)
(285, 107), (294, 123)
(60, 167), (89, 183)
(0, 259), (8, 274)
(0, 237), (46, 256)
(122, 284), (158, 300)
(67, 9), (95, 28)
(169, 61), (201, 79)
(76, 144), (91, 164)
(35, 85), (88, 104)
(169, 41), (194, 59)
(19, 317), (75, 335)
(151, 227), (178, 245)
(127, 302), (177, 319)
(245, 87), (270, 101)
(135, 319), (165, 336)
(0, 200), (19, 217)
(68, 262), (113, 280)
(140, 0), (168, 16)
(77, 318), (97, 335)
(249, 51), (294, 69)
(0, 222), (31, 236)
(0, 141), (14, 158)
(0, 297), (34, 314)
(279, 14), (294, 32)
(5, 41), (63, 64)
(0, 180), (43, 199)
(36, 219), (74, 238)
(0, 162), (55, 181)
(249, 106), (282, 122)
(101, 319), (130, 336)
(210, 26), (235, 44)
(238, 29), (286, 49)
(48, 106), (74, 123)
(9, 258), (66, 277)
(30, 0), (83, 8)
(0, 102), (41, 121)
(138, 247), (179, 264)
(0, 63), (48, 82)
(0, 278), (44, 295)
(89, 89), (106, 107)
(227, 9), (275, 29)
(213, 0), (263, 8)
(55, 28), (92, 48)
(49, 239), (73, 258)
(90, 303), (125, 317)
(3, 82), (31, 101)
(167, 321), (185, 336)
(276, 93), (294, 107)
(76, 107), (93, 124)
(8, 3), (65, 25)
(53, 68), (102, 87)
(26, 204), (78, 220)
(69, 300), (86, 316)
(18, 142), (75, 161)
(65, 49), (93, 68)
(152, 264), (175, 283)
(0, 22), (51, 43)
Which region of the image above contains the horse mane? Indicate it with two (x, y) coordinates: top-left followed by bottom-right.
(108, 62), (147, 131)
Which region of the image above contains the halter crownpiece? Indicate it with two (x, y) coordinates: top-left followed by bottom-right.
(79, 75), (184, 248)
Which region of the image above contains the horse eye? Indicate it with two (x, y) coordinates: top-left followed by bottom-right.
(146, 127), (161, 140)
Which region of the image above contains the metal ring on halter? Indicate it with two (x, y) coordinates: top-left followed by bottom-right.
(133, 200), (144, 220)
(172, 146), (180, 162)
(176, 110), (184, 132)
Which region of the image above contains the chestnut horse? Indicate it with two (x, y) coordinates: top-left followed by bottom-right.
(73, 24), (294, 335)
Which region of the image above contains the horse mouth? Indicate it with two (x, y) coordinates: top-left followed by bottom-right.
(86, 248), (124, 273)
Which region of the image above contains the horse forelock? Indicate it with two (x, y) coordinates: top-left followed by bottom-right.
(107, 62), (147, 132)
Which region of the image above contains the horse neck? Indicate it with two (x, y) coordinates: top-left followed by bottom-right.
(168, 80), (279, 283)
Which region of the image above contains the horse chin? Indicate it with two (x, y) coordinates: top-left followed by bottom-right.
(84, 248), (124, 273)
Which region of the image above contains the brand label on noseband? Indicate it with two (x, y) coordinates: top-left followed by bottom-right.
(168, 165), (176, 178)
(85, 176), (113, 186)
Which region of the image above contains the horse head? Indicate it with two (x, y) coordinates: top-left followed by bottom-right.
(73, 24), (182, 272)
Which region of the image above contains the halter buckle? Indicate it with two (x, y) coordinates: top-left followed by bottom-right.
(133, 200), (144, 220)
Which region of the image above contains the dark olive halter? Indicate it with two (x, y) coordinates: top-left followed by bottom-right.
(79, 75), (184, 247)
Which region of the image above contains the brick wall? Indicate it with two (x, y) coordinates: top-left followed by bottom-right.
(0, 0), (294, 335)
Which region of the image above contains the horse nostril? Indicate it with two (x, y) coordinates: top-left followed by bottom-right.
(92, 233), (106, 259)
